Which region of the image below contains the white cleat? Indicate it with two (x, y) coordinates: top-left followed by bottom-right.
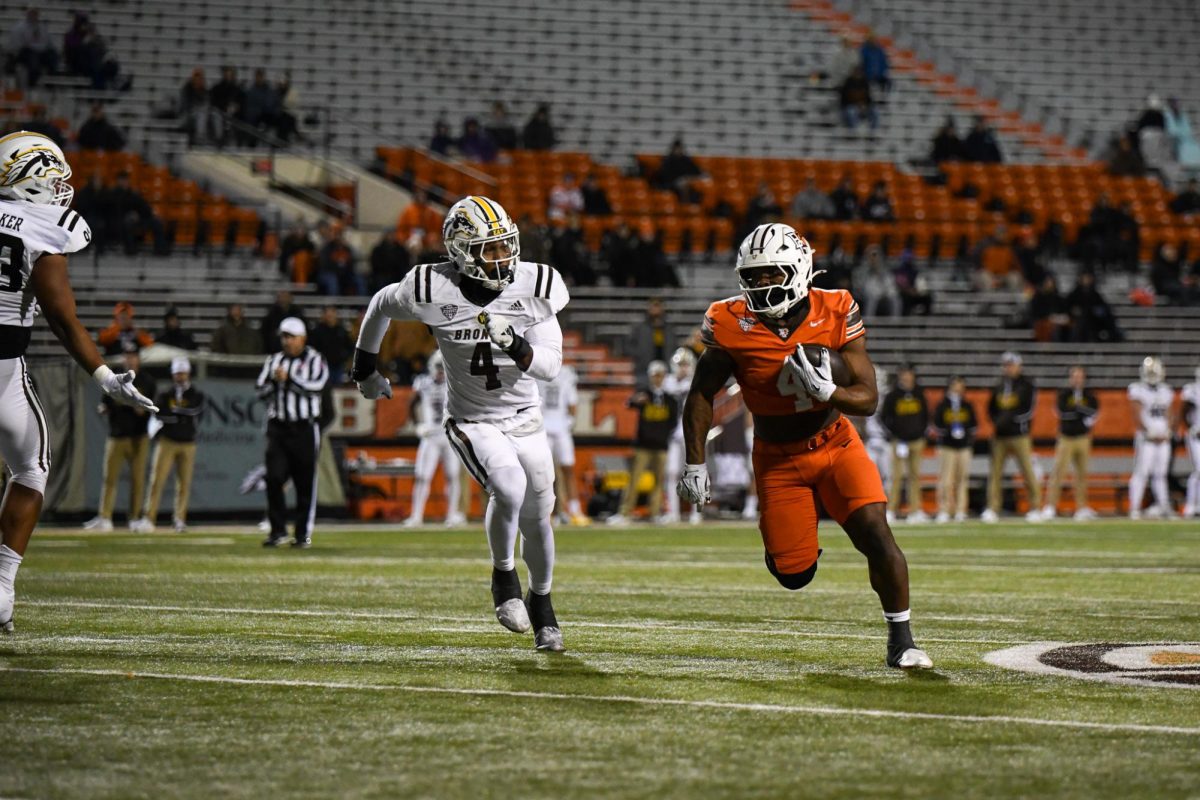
(444, 513), (467, 527)
(1129, 509), (1143, 521)
(907, 510), (930, 524)
(172, 518), (187, 533)
(256, 518), (271, 533)
(495, 598), (532, 633)
(401, 517), (424, 528)
(83, 516), (113, 532)
(934, 511), (950, 524)
(606, 514), (630, 527)
(953, 512), (968, 522)
(980, 509), (999, 524)
(1024, 509), (1046, 523)
(1073, 506), (1098, 521)
(688, 510), (703, 525)
(891, 647), (934, 669)
(1183, 505), (1197, 519)
(656, 513), (680, 524)
(1, 586), (13, 634)
(534, 626), (565, 652)
(129, 517), (155, 533)
(1040, 505), (1057, 521)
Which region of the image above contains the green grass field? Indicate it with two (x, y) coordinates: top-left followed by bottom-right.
(2, 519), (1199, 799)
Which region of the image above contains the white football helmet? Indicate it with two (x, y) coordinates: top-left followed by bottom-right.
(1140, 356), (1165, 385)
(735, 223), (817, 318)
(443, 195), (520, 290)
(428, 350), (444, 376)
(0, 131), (74, 206)
(670, 347), (696, 379)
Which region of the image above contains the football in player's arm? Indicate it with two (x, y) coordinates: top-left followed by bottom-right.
(350, 195), (570, 652)
(0, 132), (157, 633)
(678, 223), (932, 669)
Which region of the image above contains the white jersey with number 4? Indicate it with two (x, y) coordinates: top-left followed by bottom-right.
(0, 198), (91, 332)
(1128, 381), (1174, 440)
(363, 260), (569, 423)
(537, 364), (578, 435)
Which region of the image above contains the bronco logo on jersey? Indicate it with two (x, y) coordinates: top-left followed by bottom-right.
(986, 642), (1200, 689)
(0, 146), (66, 189)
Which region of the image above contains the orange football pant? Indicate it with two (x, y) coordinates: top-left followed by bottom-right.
(751, 417), (888, 574)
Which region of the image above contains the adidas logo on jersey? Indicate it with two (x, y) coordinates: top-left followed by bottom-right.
(440, 304), (459, 321)
(508, 301), (525, 311)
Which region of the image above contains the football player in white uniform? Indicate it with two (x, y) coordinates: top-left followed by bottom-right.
(535, 360), (589, 526)
(661, 347), (701, 523)
(1180, 366), (1200, 518)
(1128, 356), (1176, 519)
(862, 366), (891, 511)
(352, 196), (569, 651)
(0, 132), (157, 633)
(404, 351), (465, 527)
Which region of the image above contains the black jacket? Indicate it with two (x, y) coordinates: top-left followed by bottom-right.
(155, 385), (205, 443)
(881, 386), (929, 442)
(1056, 388), (1099, 437)
(102, 372), (157, 438)
(988, 376), (1036, 437)
(630, 388), (679, 451)
(930, 395), (978, 449)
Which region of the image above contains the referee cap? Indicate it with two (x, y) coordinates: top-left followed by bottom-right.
(278, 317), (307, 337)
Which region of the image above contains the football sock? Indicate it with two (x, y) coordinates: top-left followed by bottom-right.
(526, 588), (558, 630)
(491, 566), (522, 605)
(0, 544), (21, 592)
(883, 609), (915, 652)
(519, 515), (556, 595)
(484, 466), (526, 572)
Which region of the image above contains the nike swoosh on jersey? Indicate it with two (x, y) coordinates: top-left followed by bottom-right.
(809, 318), (826, 327)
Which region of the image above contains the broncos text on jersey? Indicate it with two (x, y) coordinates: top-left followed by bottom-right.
(700, 287), (863, 416)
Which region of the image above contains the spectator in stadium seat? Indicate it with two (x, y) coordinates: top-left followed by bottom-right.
(1151, 243), (1188, 305)
(860, 34), (890, 93)
(395, 190), (443, 243)
(274, 73), (300, 143)
(16, 105), (64, 146)
(101, 171), (166, 255)
(484, 101), (518, 150)
(369, 230), (411, 293)
(551, 215), (596, 286)
(894, 250), (932, 315)
(209, 304), (261, 356)
(309, 305), (354, 385)
(97, 302), (155, 356)
(260, 291), (306, 353)
(208, 66), (243, 145)
(6, 9), (58, 88)
(790, 178), (835, 220)
(1136, 95), (1166, 135)
(430, 120), (454, 155)
(458, 117), (497, 163)
(1165, 97), (1200, 168)
(1064, 272), (1122, 343)
(1108, 135), (1147, 177)
(315, 223), (364, 296)
(601, 221), (638, 287)
(863, 180), (895, 221)
(180, 68), (217, 145)
(516, 214), (552, 265)
(62, 12), (125, 91)
(522, 104), (556, 151)
(1029, 276), (1068, 343)
(963, 117), (1002, 163)
(975, 226), (1019, 289)
(581, 173), (613, 215)
(631, 225), (678, 289)
(743, 182), (783, 234)
(852, 246), (898, 317)
(548, 173), (584, 221)
(1014, 231), (1047, 286)
(157, 306), (197, 351)
(239, 69), (281, 145)
(829, 176), (860, 220)
(1077, 194), (1138, 273)
(278, 221), (317, 282)
(839, 67), (878, 130)
(655, 139), (706, 201)
(627, 298), (674, 389)
(76, 103), (126, 151)
(931, 119), (964, 163)
(824, 36), (860, 87)
(1169, 178), (1200, 216)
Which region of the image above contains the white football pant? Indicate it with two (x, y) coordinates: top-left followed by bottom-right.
(409, 434), (461, 521)
(0, 357), (50, 496)
(1129, 435), (1171, 513)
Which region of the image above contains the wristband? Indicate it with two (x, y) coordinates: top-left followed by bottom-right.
(93, 364), (114, 383)
(350, 348), (378, 382)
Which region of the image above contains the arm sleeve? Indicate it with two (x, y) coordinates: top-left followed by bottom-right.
(356, 280), (415, 354)
(522, 315), (563, 382)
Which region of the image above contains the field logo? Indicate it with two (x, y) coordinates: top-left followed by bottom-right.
(986, 642), (1200, 689)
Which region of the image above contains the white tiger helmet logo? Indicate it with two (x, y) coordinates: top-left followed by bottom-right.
(0, 131), (74, 206)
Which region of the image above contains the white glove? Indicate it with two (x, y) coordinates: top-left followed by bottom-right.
(356, 371), (393, 400)
(677, 463), (711, 505)
(477, 311), (514, 350)
(93, 365), (158, 412)
(786, 345), (836, 403)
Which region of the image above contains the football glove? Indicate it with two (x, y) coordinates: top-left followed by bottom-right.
(677, 463), (711, 506)
(93, 365), (158, 412)
(356, 371), (393, 400)
(786, 345), (836, 403)
(477, 311), (515, 350)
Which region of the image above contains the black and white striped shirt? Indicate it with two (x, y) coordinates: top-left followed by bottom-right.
(256, 347), (329, 423)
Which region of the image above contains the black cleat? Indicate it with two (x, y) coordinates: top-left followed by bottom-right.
(291, 538), (311, 549)
(262, 535), (288, 548)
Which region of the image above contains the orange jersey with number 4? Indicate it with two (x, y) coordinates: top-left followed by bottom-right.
(700, 288), (864, 416)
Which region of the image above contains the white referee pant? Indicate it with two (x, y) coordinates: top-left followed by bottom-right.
(1129, 433), (1172, 513)
(0, 357), (50, 496)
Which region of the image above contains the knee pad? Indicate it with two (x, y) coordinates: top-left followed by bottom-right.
(8, 461), (48, 496)
(765, 549), (821, 591)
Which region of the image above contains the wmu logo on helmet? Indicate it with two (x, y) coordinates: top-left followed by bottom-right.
(986, 642), (1200, 689)
(1, 146), (66, 188)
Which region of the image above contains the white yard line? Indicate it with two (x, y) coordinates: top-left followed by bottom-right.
(2, 664), (1197, 737)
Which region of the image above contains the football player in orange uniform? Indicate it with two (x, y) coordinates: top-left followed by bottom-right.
(678, 223), (932, 669)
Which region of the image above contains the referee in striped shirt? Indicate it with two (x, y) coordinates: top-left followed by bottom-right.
(256, 317), (329, 547)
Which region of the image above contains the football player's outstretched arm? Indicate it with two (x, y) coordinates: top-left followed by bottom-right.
(829, 336), (879, 416)
(682, 348), (735, 464)
(351, 283), (414, 398)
